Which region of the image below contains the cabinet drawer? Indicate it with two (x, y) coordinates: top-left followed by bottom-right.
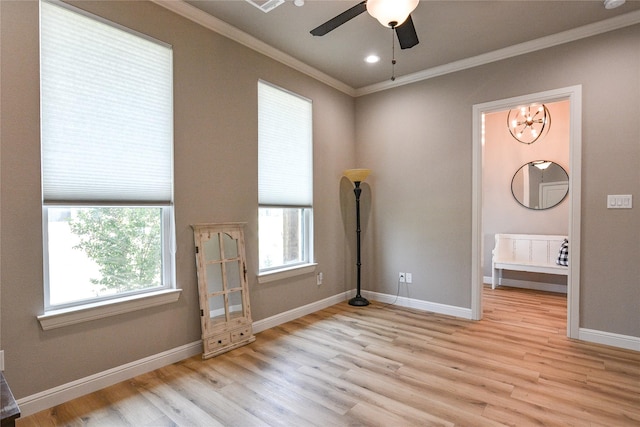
(206, 334), (231, 352)
(231, 326), (252, 343)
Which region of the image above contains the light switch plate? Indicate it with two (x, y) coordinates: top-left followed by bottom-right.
(607, 195), (632, 209)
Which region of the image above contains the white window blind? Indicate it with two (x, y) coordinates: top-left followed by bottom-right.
(40, 0), (173, 203)
(258, 81), (312, 207)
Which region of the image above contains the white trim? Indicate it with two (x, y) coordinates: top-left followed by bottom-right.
(151, 2), (640, 97)
(484, 276), (568, 294)
(149, 2), (639, 97)
(37, 289), (182, 330)
(257, 263), (317, 284)
(150, 0), (355, 97)
(17, 340), (202, 417)
(472, 85), (582, 339)
(363, 290), (473, 319)
(253, 290), (474, 335)
(579, 328), (640, 352)
(471, 108), (483, 321)
(355, 10), (640, 96)
(567, 88), (583, 339)
(252, 290), (348, 333)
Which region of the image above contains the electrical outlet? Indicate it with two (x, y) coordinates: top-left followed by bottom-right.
(406, 273), (412, 284)
(399, 272), (406, 283)
(316, 272), (323, 285)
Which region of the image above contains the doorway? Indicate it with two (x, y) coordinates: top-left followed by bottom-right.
(471, 86), (582, 339)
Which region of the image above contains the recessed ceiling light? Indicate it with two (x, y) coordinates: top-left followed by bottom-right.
(365, 55), (380, 64)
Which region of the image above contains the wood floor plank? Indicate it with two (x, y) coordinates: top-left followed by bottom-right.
(17, 286), (640, 426)
(297, 365), (455, 426)
(346, 400), (453, 427)
(212, 354), (353, 426)
(128, 370), (225, 426)
(229, 350), (359, 416)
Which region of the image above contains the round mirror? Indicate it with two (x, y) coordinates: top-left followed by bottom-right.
(511, 160), (568, 210)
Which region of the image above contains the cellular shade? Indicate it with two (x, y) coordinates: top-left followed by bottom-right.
(258, 81), (313, 207)
(40, 0), (173, 204)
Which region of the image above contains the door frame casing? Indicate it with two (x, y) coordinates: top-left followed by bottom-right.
(471, 85), (582, 339)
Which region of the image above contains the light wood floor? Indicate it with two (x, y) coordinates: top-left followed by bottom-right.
(18, 286), (640, 426)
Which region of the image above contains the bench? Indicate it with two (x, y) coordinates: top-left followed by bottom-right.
(492, 233), (568, 289)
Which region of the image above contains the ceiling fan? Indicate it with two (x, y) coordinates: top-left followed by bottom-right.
(310, 0), (419, 49)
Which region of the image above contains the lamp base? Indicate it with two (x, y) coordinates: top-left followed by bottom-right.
(348, 295), (370, 306)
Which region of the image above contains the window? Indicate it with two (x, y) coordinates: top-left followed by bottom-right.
(40, 0), (174, 311)
(258, 81), (313, 273)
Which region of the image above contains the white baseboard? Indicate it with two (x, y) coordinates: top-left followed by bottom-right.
(17, 341), (202, 417)
(17, 293), (352, 418)
(483, 276), (567, 294)
(363, 290), (473, 319)
(252, 289), (474, 332)
(252, 291), (351, 333)
(579, 328), (640, 352)
(20, 290), (635, 418)
(481, 277), (638, 350)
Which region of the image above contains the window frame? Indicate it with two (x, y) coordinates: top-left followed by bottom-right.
(258, 205), (313, 274)
(42, 204), (176, 312)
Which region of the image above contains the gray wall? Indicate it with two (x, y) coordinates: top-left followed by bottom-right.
(0, 0), (356, 398)
(355, 24), (639, 332)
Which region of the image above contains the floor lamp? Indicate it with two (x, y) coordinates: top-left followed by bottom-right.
(344, 168), (371, 306)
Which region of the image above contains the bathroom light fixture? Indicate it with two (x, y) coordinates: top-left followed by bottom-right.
(532, 160), (552, 170)
(507, 104), (550, 144)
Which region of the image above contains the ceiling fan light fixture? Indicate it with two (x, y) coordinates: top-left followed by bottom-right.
(604, 0), (625, 9)
(366, 0), (419, 28)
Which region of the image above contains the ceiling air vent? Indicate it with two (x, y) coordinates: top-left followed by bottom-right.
(245, 0), (285, 13)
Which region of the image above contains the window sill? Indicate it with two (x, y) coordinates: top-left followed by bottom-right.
(37, 289), (182, 331)
(257, 263), (317, 284)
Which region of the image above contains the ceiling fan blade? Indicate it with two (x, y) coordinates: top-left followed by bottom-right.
(310, 1), (367, 36)
(395, 15), (419, 49)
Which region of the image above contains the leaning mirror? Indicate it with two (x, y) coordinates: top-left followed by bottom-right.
(511, 160), (569, 210)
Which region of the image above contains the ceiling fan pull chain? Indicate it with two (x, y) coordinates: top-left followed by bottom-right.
(391, 25), (396, 81)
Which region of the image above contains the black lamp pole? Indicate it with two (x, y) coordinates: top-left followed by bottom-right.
(349, 180), (369, 306)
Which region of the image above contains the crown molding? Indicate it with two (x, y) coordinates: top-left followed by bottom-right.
(151, 1), (639, 98)
(355, 9), (640, 96)
(150, 0), (356, 97)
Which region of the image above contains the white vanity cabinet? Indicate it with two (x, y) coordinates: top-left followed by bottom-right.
(191, 223), (254, 358)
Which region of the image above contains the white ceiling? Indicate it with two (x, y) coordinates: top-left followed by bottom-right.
(170, 1), (640, 93)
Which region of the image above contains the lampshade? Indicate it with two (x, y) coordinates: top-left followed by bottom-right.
(366, 0), (419, 27)
(344, 168), (372, 183)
